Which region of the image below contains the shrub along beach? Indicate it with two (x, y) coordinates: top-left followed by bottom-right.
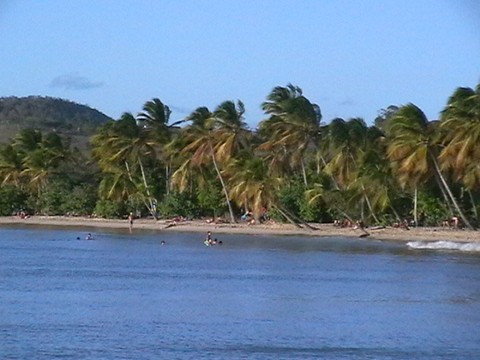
(1, 83), (480, 237)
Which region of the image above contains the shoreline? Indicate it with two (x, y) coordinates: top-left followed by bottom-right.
(1, 216), (479, 243)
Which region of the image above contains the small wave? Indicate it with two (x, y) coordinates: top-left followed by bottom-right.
(406, 240), (480, 252)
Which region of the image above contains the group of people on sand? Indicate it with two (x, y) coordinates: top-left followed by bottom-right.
(241, 208), (270, 225)
(16, 211), (30, 219)
(204, 231), (222, 246)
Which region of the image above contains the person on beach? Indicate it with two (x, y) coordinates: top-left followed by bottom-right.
(128, 212), (134, 233)
(241, 209), (252, 221)
(451, 216), (459, 228)
(355, 220), (370, 238)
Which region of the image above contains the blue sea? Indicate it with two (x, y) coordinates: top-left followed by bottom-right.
(1, 226), (479, 359)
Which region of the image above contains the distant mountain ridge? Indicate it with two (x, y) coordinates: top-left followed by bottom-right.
(0, 96), (113, 147)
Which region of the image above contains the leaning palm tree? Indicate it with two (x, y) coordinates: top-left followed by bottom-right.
(386, 103), (474, 229)
(214, 100), (254, 219)
(439, 84), (480, 222)
(175, 104), (249, 223)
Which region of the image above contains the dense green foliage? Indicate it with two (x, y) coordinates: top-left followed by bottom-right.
(0, 185), (29, 216)
(1, 83), (480, 230)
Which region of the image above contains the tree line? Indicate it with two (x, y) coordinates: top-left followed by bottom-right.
(0, 83), (479, 229)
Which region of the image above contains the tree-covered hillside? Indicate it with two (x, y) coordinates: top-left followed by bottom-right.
(0, 96), (113, 146)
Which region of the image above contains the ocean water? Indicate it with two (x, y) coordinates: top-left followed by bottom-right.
(1, 226), (479, 359)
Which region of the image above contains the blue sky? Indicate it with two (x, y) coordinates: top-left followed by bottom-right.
(1, 1), (479, 128)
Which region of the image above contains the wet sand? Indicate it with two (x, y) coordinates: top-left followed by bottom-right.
(1, 216), (479, 243)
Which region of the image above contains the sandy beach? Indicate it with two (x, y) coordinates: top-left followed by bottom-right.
(1, 215), (479, 243)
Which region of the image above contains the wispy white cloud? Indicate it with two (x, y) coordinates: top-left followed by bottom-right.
(50, 74), (103, 90)
(338, 97), (355, 106)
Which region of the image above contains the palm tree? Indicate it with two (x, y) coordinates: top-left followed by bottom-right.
(174, 106), (235, 222)
(439, 84), (480, 222)
(354, 132), (404, 224)
(323, 118), (380, 223)
(259, 84), (322, 186)
(21, 133), (68, 195)
(137, 98), (172, 133)
(91, 113), (159, 218)
(137, 98), (184, 195)
(212, 100), (251, 162)
(386, 104), (474, 229)
(175, 101), (253, 222)
(2, 130), (68, 196)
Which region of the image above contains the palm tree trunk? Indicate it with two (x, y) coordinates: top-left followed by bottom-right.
(413, 186), (418, 227)
(360, 198), (365, 223)
(390, 203), (402, 222)
(273, 206), (303, 228)
(301, 159), (308, 187)
(282, 206), (318, 230)
(209, 142), (236, 223)
(432, 170), (454, 216)
(332, 205), (354, 223)
(138, 158), (158, 220)
(165, 164), (170, 195)
(430, 153), (475, 230)
(316, 152), (321, 175)
(467, 188), (478, 223)
(124, 161), (134, 182)
(363, 191), (379, 224)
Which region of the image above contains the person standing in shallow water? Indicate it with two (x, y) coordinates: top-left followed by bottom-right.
(204, 231), (213, 246)
(128, 212), (134, 233)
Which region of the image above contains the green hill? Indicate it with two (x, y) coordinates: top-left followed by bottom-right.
(0, 96), (113, 148)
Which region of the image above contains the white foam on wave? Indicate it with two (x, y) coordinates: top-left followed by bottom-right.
(406, 240), (480, 252)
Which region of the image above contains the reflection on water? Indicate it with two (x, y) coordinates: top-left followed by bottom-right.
(1, 227), (479, 359)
